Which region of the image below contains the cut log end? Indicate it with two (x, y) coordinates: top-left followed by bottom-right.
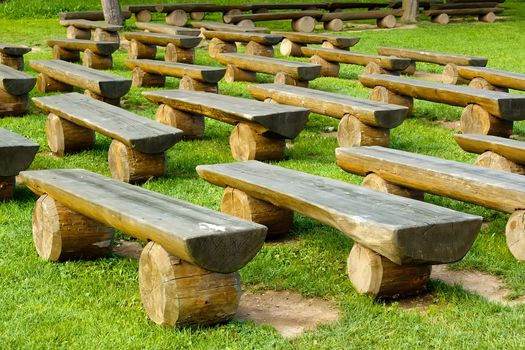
(208, 38), (237, 59)
(376, 15), (396, 28)
(0, 89), (29, 117)
(279, 39), (304, 57)
(179, 75), (218, 93)
(401, 61), (416, 75)
(431, 13), (449, 24)
(479, 12), (496, 23)
(66, 26), (91, 40)
(45, 113), (96, 156)
(362, 173), (425, 200)
(136, 10), (152, 23)
(291, 16), (316, 33)
(337, 115), (390, 148)
(129, 39), (157, 60)
(469, 77), (508, 93)
(442, 64), (470, 85)
(245, 41), (274, 57)
(82, 49), (113, 70)
(460, 104), (513, 137)
(505, 211), (525, 261)
(274, 72), (308, 87)
(131, 67), (166, 87)
(364, 62), (392, 75)
(166, 9), (188, 27)
(0, 53), (24, 71)
(190, 11), (205, 21)
(324, 18), (344, 31)
(165, 44), (195, 64)
(229, 123), (285, 161)
(155, 104), (204, 140)
(310, 55), (340, 77)
(370, 86), (413, 116)
(225, 64), (257, 83)
(475, 151), (525, 175)
(0, 176), (15, 200)
(237, 19), (255, 28)
(93, 28), (120, 42)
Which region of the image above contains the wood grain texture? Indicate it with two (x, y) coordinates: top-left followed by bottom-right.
(107, 140), (166, 183)
(423, 7), (503, 16)
(45, 39), (119, 55)
(155, 104), (204, 140)
(0, 128), (39, 176)
(125, 59), (225, 83)
(224, 10), (324, 24)
(196, 160), (482, 265)
(0, 64), (36, 95)
(272, 31), (359, 49)
(123, 32), (201, 49)
(321, 9), (403, 21)
(45, 113), (96, 156)
(0, 53), (24, 71)
(135, 22), (200, 36)
(0, 89), (29, 116)
(229, 123), (286, 160)
(59, 19), (122, 31)
(19, 168), (268, 273)
(376, 47), (488, 66)
(0, 43), (32, 56)
(456, 66), (525, 92)
(505, 211), (525, 260)
(337, 115), (390, 147)
(475, 151), (525, 175)
(201, 30), (282, 45)
(455, 134), (525, 165)
(190, 21), (269, 33)
(459, 103), (512, 136)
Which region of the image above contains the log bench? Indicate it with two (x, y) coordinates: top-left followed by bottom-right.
(0, 43), (31, 70)
(190, 21), (269, 33)
(32, 92), (183, 183)
(30, 59), (131, 106)
(202, 30), (283, 58)
(45, 39), (120, 70)
(59, 19), (122, 42)
(0, 128), (38, 199)
(122, 32), (201, 64)
(135, 22), (201, 37)
(423, 7), (504, 24)
(216, 52), (321, 87)
(320, 9), (403, 31)
(335, 145), (525, 261)
(19, 168), (267, 327)
(196, 160), (482, 298)
(0, 64), (36, 116)
(272, 31), (360, 57)
(142, 89), (309, 159)
(359, 73), (525, 136)
(58, 10), (131, 21)
(250, 2), (330, 13)
(125, 59), (225, 92)
(223, 11), (325, 33)
(249, 83), (408, 147)
(452, 66), (525, 92)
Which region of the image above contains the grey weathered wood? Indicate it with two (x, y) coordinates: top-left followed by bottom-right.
(0, 65), (36, 95)
(19, 168), (267, 273)
(155, 3), (249, 13)
(454, 134), (525, 165)
(123, 32), (201, 49)
(0, 128), (39, 177)
(224, 10), (324, 24)
(430, 2), (499, 9)
(359, 73), (525, 120)
(0, 44), (31, 56)
(335, 146), (525, 214)
(142, 89), (309, 139)
(201, 31), (283, 45)
(58, 10), (132, 21)
(45, 39), (119, 55)
(424, 7), (503, 16)
(321, 9), (403, 22)
(196, 160), (481, 265)
(59, 19), (122, 31)
(271, 31), (360, 48)
(250, 2), (331, 10)
(135, 22), (201, 36)
(126, 59), (225, 83)
(123, 4), (158, 13)
(328, 2), (393, 10)
(32, 92), (182, 154)
(190, 21), (269, 33)
(30, 60), (131, 99)
(457, 66), (525, 92)
(377, 47), (488, 66)
(249, 83), (407, 128)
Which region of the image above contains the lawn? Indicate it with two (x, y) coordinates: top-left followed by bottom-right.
(1, 0), (525, 349)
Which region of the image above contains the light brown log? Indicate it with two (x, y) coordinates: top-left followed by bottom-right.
(224, 8), (242, 17)
(291, 16), (316, 33)
(310, 55), (340, 77)
(431, 13), (449, 24)
(208, 37), (237, 59)
(108, 140), (166, 183)
(131, 67), (166, 87)
(347, 243), (431, 298)
(229, 123), (285, 161)
(337, 115), (390, 147)
(401, 61), (417, 75)
(221, 187), (292, 237)
(479, 12), (496, 23)
(66, 25), (91, 40)
(129, 39), (157, 60)
(474, 151), (525, 174)
(237, 19), (256, 28)
(225, 64), (257, 83)
(84, 89), (121, 106)
(136, 10), (152, 22)
(442, 63), (470, 85)
(362, 173), (425, 200)
(505, 211), (525, 261)
(190, 11), (205, 20)
(165, 43), (194, 64)
(323, 18), (344, 31)
(36, 73), (74, 93)
(179, 75), (217, 93)
(45, 113), (96, 156)
(166, 9), (188, 27)
(139, 241), (241, 327)
(274, 72), (309, 87)
(245, 41), (274, 57)
(376, 14), (396, 28)
(364, 62), (392, 75)
(155, 104), (204, 140)
(0, 176), (15, 200)
(82, 49), (113, 70)
(0, 89), (29, 117)
(52, 45), (80, 62)
(0, 53), (24, 71)
(370, 86), (413, 115)
(93, 28), (120, 42)
(469, 77), (509, 92)
(460, 104), (512, 137)
(32, 194), (114, 261)
(279, 38), (304, 57)
(401, 0), (419, 23)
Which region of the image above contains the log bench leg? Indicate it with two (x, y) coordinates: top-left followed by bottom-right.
(0, 89), (29, 116)
(131, 67), (166, 87)
(460, 104), (513, 137)
(93, 28), (119, 42)
(84, 90), (121, 106)
(309, 55), (340, 77)
(479, 12), (496, 23)
(139, 241), (241, 327)
(347, 243), (432, 298)
(36, 73), (74, 93)
(190, 11), (205, 20)
(274, 72), (309, 88)
(362, 173), (425, 200)
(321, 41), (347, 50)
(229, 123), (286, 161)
(505, 211), (525, 261)
(442, 64), (470, 85)
(370, 86), (414, 116)
(0, 176), (15, 200)
(237, 19), (255, 28)
(82, 50), (113, 70)
(108, 140), (166, 183)
(135, 9), (152, 22)
(291, 16), (316, 33)
(474, 151), (525, 175)
(400, 61), (416, 75)
(52, 45), (80, 62)
(469, 77), (509, 93)
(221, 187), (293, 237)
(46, 113), (96, 156)
(364, 62), (397, 75)
(225, 64), (257, 83)
(0, 53), (24, 70)
(337, 115), (390, 147)
(431, 13), (449, 24)
(245, 41), (274, 57)
(208, 38), (237, 59)
(179, 75), (218, 93)
(166, 9), (188, 27)
(155, 104), (204, 140)
(129, 39), (157, 60)
(279, 38), (305, 57)
(32, 194), (114, 261)
(376, 15), (396, 28)
(323, 18), (344, 31)
(165, 43), (194, 64)
(66, 25), (91, 40)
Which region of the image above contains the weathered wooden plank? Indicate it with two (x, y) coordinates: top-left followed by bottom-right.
(457, 66), (525, 92)
(125, 59), (225, 83)
(0, 128), (39, 177)
(32, 92), (182, 154)
(328, 2), (392, 10)
(359, 74), (525, 120)
(135, 22), (201, 36)
(58, 10), (132, 21)
(191, 21), (269, 33)
(142, 89), (309, 139)
(335, 146), (525, 214)
(250, 2), (330, 10)
(123, 32), (201, 49)
(224, 10), (324, 24)
(376, 47), (488, 67)
(19, 169), (267, 273)
(321, 9), (403, 22)
(59, 19), (122, 31)
(0, 43), (31, 56)
(155, 3), (249, 13)
(45, 39), (119, 55)
(201, 31), (282, 45)
(271, 31), (360, 48)
(196, 160), (481, 265)
(123, 4), (158, 13)
(29, 60), (131, 99)
(0, 64), (36, 95)
(216, 53), (321, 81)
(454, 134), (525, 165)
(249, 83), (407, 128)
(301, 47), (411, 71)
(424, 7), (503, 16)
(430, 2), (499, 9)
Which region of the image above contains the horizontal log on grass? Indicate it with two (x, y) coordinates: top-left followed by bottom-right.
(376, 47), (488, 67)
(271, 31), (359, 48)
(59, 19), (122, 31)
(135, 22), (201, 36)
(191, 21), (269, 33)
(155, 3), (250, 13)
(430, 2), (499, 9)
(125, 59), (225, 83)
(423, 7), (503, 16)
(0, 43), (31, 56)
(201, 31), (282, 45)
(250, 2), (330, 10)
(320, 9), (402, 22)
(58, 10), (131, 21)
(0, 128), (39, 177)
(454, 134), (525, 165)
(123, 32), (201, 49)
(224, 10), (324, 24)
(0, 65), (36, 95)
(45, 39), (119, 56)
(328, 1), (392, 10)
(456, 66), (525, 92)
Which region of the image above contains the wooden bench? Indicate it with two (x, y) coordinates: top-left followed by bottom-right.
(143, 89), (309, 159)
(0, 43), (31, 70)
(59, 19), (122, 42)
(359, 73), (525, 136)
(32, 92), (183, 183)
(300, 47), (412, 77)
(45, 39), (120, 70)
(124, 4), (159, 22)
(216, 52), (321, 87)
(423, 6), (503, 24)
(0, 64), (36, 116)
(125, 59), (225, 92)
(250, 2), (330, 13)
(30, 59), (131, 106)
(58, 10), (131, 21)
(320, 9), (403, 31)
(202, 30), (283, 58)
(196, 160), (481, 298)
(122, 32), (201, 64)
(155, 3), (238, 25)
(452, 66), (525, 92)
(335, 145), (525, 261)
(223, 11), (325, 33)
(272, 31), (360, 57)
(0, 128), (38, 199)
(19, 168), (267, 327)
(190, 21), (269, 33)
(135, 22), (201, 36)
(249, 83), (408, 147)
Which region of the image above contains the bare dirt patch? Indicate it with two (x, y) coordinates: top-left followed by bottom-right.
(393, 293), (438, 312)
(433, 120), (460, 130)
(113, 240), (143, 259)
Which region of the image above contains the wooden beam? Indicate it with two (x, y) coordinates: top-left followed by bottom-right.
(0, 128), (39, 177)
(45, 39), (119, 56)
(59, 19), (122, 31)
(457, 66), (525, 92)
(122, 32), (201, 49)
(0, 64), (36, 95)
(190, 21), (269, 33)
(224, 10), (324, 24)
(125, 59), (225, 83)
(271, 31), (360, 49)
(201, 30), (282, 45)
(424, 7), (503, 16)
(0, 43), (32, 56)
(321, 9), (403, 21)
(455, 134), (525, 165)
(58, 10), (132, 21)
(377, 47), (488, 66)
(135, 22), (200, 36)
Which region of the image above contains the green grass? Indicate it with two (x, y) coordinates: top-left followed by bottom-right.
(1, 1), (525, 349)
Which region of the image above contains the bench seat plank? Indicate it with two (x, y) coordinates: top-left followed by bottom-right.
(190, 21), (269, 33)
(19, 169), (267, 273)
(376, 47), (488, 66)
(248, 83), (407, 128)
(135, 22), (201, 36)
(224, 10), (324, 24)
(143, 90), (309, 139)
(0, 64), (36, 95)
(0, 43), (32, 56)
(321, 9), (403, 22)
(423, 7), (504, 16)
(0, 128), (39, 177)
(45, 39), (119, 55)
(271, 31), (360, 48)
(58, 10), (132, 21)
(457, 66), (525, 92)
(454, 134), (525, 165)
(430, 2), (500, 9)
(359, 73), (525, 120)
(125, 59), (225, 83)
(59, 19), (122, 31)
(250, 2), (330, 10)
(196, 160), (481, 265)
(336, 146), (525, 214)
(201, 31), (283, 45)
(122, 32), (201, 49)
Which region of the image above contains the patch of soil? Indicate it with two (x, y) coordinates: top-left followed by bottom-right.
(433, 120), (460, 130)
(392, 292), (438, 312)
(235, 290), (339, 338)
(113, 240), (143, 259)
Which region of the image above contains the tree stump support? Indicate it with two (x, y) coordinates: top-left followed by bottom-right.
(245, 41), (274, 57)
(208, 38), (237, 59)
(155, 104), (205, 140)
(108, 140), (166, 183)
(229, 122), (286, 161)
(82, 50), (113, 70)
(36, 73), (74, 93)
(460, 104), (513, 137)
(362, 173), (425, 200)
(66, 26), (91, 40)
(129, 39), (157, 60)
(0, 176), (15, 200)
(165, 43), (195, 64)
(337, 114), (390, 147)
(309, 55), (340, 77)
(0, 88), (30, 117)
(52, 45), (80, 62)
(84, 90), (121, 106)
(274, 72), (309, 87)
(45, 113), (96, 156)
(370, 86), (414, 116)
(131, 67), (166, 87)
(224, 64), (257, 83)
(0, 53), (25, 71)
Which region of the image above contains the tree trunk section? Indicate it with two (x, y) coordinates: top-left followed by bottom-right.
(460, 104), (513, 137)
(108, 140), (167, 183)
(0, 89), (29, 117)
(337, 115), (390, 147)
(66, 26), (91, 40)
(93, 28), (120, 42)
(155, 104), (204, 140)
(179, 75), (217, 93)
(291, 16), (316, 33)
(370, 86), (414, 115)
(245, 41), (274, 57)
(165, 43), (194, 64)
(469, 77), (508, 92)
(377, 15), (397, 28)
(310, 55), (340, 77)
(36, 73), (74, 93)
(279, 39), (304, 57)
(209, 38), (237, 59)
(362, 173), (424, 200)
(101, 0), (124, 26)
(225, 64), (257, 83)
(82, 49), (113, 70)
(129, 39), (157, 60)
(52, 45), (80, 61)
(401, 0), (418, 24)
(136, 10), (152, 23)
(475, 151), (525, 175)
(45, 113), (96, 156)
(229, 123), (285, 161)
(505, 211), (525, 261)
(274, 72), (308, 87)
(431, 13), (449, 24)
(479, 12), (496, 23)
(166, 10), (188, 26)
(324, 18), (344, 31)
(131, 67), (166, 87)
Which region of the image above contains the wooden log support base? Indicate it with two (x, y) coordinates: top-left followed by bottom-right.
(474, 151), (525, 175)
(362, 173), (425, 201)
(376, 14), (396, 28)
(0, 89), (29, 117)
(401, 61), (417, 75)
(36, 73), (74, 93)
(431, 13), (450, 24)
(166, 10), (188, 27)
(209, 38), (237, 59)
(136, 9), (152, 22)
(108, 140), (167, 183)
(46, 113), (96, 156)
(221, 187), (293, 237)
(237, 19), (256, 28)
(469, 77), (509, 92)
(129, 40), (157, 60)
(93, 28), (120, 43)
(32, 194), (114, 261)
(165, 43), (195, 64)
(225, 64), (257, 83)
(479, 12), (496, 23)
(460, 104), (513, 137)
(84, 90), (121, 106)
(291, 16), (316, 33)
(67, 26), (91, 40)
(505, 211), (525, 261)
(310, 55), (340, 77)
(245, 41), (274, 57)
(364, 62), (393, 75)
(131, 67), (166, 88)
(82, 49), (113, 70)
(179, 75), (217, 94)
(229, 123), (286, 161)
(347, 243), (432, 298)
(279, 39), (305, 57)
(0, 53), (24, 71)
(52, 45), (81, 62)
(442, 64), (470, 85)
(0, 176), (15, 200)
(324, 18), (344, 31)
(370, 86), (414, 116)
(337, 115), (390, 148)
(274, 72), (308, 88)
(155, 104), (204, 140)
(191, 12), (205, 21)
(139, 241), (241, 327)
